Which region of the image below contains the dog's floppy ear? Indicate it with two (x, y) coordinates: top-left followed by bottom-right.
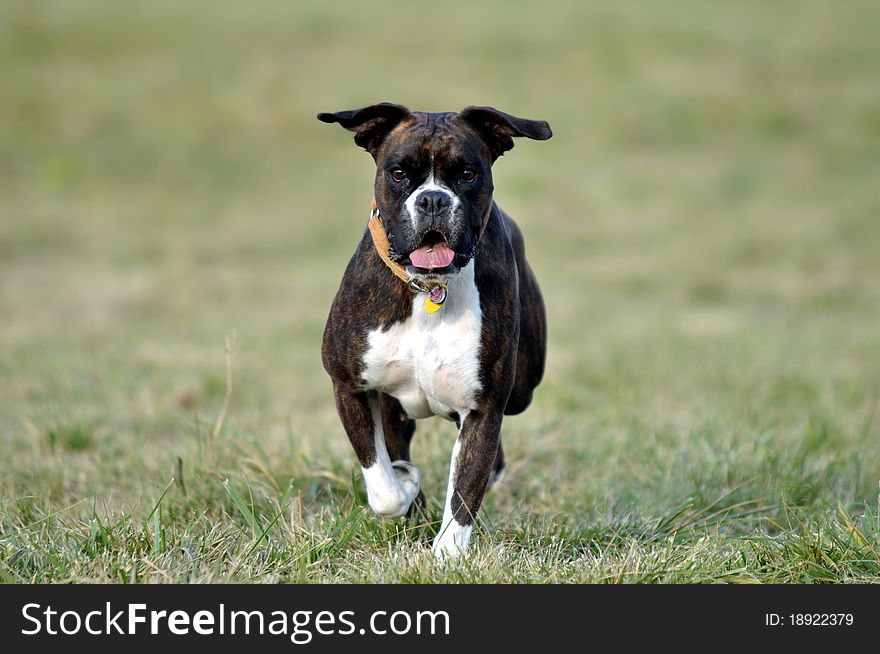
(317, 102), (411, 157)
(458, 106), (552, 160)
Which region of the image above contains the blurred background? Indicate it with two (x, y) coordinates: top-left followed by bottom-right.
(1, 1), (879, 581)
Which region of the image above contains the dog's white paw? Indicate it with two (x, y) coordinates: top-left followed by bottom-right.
(391, 460), (421, 497)
(432, 520), (473, 561)
(363, 461), (421, 518)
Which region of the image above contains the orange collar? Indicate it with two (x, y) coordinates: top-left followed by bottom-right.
(368, 199), (411, 286)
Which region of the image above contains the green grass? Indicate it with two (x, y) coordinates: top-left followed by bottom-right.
(2, 0), (880, 583)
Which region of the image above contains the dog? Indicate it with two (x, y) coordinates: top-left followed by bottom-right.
(318, 103), (551, 558)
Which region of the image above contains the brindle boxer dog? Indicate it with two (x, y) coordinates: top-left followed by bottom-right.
(318, 103), (551, 558)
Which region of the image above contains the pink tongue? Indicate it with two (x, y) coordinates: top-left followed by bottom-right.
(410, 241), (455, 269)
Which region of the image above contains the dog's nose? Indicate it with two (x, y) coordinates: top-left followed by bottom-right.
(416, 190), (450, 215)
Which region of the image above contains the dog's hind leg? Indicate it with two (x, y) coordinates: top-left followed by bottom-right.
(333, 385), (421, 518)
(379, 393), (416, 461)
(486, 438), (505, 492)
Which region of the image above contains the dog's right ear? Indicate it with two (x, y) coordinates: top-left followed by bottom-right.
(317, 102), (411, 157)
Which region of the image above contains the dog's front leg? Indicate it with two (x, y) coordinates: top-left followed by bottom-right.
(333, 384), (421, 518)
(432, 410), (503, 560)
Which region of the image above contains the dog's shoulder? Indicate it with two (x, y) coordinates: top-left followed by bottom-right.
(472, 203), (520, 288)
(321, 230), (411, 388)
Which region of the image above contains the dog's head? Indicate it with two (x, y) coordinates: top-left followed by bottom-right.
(318, 103), (551, 279)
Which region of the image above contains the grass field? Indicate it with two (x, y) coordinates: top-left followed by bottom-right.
(2, 0), (880, 583)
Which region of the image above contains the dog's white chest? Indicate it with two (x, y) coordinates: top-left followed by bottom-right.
(361, 265), (483, 419)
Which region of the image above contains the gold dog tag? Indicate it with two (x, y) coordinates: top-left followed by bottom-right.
(425, 284), (447, 313)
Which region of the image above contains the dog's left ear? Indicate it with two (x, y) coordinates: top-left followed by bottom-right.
(317, 102), (411, 157)
(458, 106), (552, 161)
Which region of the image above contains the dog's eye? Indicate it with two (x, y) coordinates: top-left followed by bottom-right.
(460, 169), (477, 183)
(390, 168), (408, 182)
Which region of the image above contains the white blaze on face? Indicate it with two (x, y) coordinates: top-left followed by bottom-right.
(403, 157), (460, 229)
